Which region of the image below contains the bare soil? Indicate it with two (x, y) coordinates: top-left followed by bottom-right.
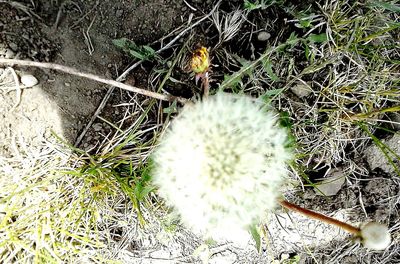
(0, 0), (189, 153)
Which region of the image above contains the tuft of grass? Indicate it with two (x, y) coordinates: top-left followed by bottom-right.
(73, 139), (158, 227)
(0, 139), (108, 263)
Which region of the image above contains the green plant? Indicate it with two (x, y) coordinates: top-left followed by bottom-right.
(244, 0), (285, 11)
(112, 38), (158, 61)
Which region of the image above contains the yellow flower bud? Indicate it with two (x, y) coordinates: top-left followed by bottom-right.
(191, 46), (209, 74)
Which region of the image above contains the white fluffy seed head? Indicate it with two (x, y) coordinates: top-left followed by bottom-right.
(360, 222), (391, 250)
(153, 92), (291, 243)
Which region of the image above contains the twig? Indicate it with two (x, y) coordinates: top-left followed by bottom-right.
(158, 0), (222, 53)
(69, 1), (100, 29)
(0, 59), (187, 104)
(83, 14), (96, 55)
(75, 87), (115, 146)
(279, 200), (361, 234)
(4, 67), (22, 108)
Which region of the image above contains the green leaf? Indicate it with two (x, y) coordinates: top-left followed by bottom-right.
(220, 73), (243, 91)
(279, 111), (296, 149)
(112, 38), (156, 61)
(112, 38), (129, 49)
(307, 33), (328, 43)
(368, 1), (400, 12)
(279, 111), (292, 129)
(143, 45), (156, 54)
(304, 43), (311, 61)
(259, 88), (284, 103)
(138, 185), (156, 201)
(262, 59), (280, 81)
(244, 0), (284, 11)
(244, 0), (261, 10)
(163, 101), (179, 114)
(249, 225), (261, 253)
(286, 32), (299, 48)
(129, 50), (145, 60)
(298, 19), (312, 28)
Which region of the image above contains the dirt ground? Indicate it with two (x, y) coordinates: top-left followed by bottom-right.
(1, 0), (399, 263)
(0, 0), (193, 155)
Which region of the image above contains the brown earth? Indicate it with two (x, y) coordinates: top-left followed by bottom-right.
(0, 0), (190, 154)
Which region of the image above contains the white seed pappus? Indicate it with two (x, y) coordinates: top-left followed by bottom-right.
(153, 92), (291, 243)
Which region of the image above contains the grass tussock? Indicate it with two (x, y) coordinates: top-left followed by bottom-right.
(0, 139), (106, 263)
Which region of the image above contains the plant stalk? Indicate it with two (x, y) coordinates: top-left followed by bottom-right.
(279, 200), (361, 234)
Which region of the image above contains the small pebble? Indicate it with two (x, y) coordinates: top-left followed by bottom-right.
(92, 123), (103, 132)
(290, 83), (312, 98)
(116, 9), (123, 18)
(21, 74), (39, 87)
(257, 31), (271, 41)
(5, 49), (16, 59)
(8, 42), (19, 52)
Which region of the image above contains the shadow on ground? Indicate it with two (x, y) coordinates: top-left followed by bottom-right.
(0, 0), (184, 153)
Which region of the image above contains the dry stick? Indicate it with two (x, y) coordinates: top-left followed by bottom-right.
(279, 200), (361, 235)
(0, 59), (186, 103)
(159, 0), (222, 53)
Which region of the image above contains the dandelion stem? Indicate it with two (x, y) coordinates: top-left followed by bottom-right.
(279, 200), (361, 234)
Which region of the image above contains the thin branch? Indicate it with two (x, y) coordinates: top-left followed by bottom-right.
(0, 58), (187, 104)
(158, 0), (222, 53)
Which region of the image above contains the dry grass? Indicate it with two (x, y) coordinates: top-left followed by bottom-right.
(0, 137), (108, 263)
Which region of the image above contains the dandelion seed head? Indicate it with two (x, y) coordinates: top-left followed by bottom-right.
(153, 93), (291, 243)
(360, 222), (391, 250)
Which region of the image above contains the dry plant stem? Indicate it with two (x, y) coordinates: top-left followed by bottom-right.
(156, 0), (222, 53)
(0, 58), (187, 104)
(202, 74), (210, 97)
(279, 200), (361, 234)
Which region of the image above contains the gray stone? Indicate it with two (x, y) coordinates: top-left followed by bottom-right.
(387, 112), (400, 131)
(92, 123), (103, 132)
(5, 49), (16, 59)
(290, 83), (312, 98)
(314, 170), (346, 196)
(8, 42), (19, 52)
(365, 134), (400, 174)
(257, 31), (271, 41)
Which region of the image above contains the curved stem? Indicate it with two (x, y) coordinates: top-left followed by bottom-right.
(279, 200), (361, 234)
